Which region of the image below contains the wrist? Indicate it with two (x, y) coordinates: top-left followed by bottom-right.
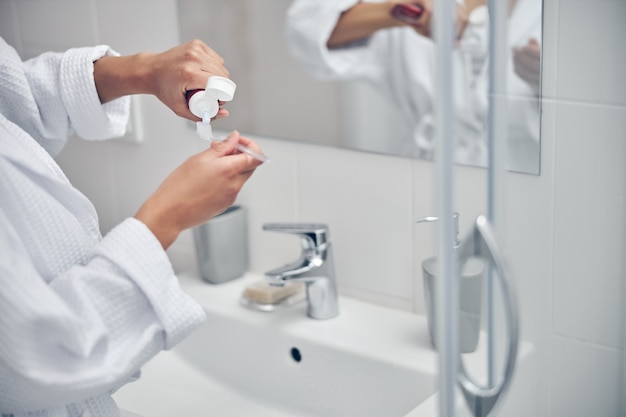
(135, 200), (181, 250)
(328, 1), (403, 47)
(93, 52), (155, 103)
(126, 52), (156, 95)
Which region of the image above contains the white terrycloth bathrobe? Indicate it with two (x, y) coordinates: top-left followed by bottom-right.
(286, 0), (542, 171)
(0, 37), (206, 416)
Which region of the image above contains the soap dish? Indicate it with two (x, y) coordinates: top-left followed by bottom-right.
(240, 280), (306, 312)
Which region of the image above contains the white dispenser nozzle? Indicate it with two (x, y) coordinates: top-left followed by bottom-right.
(188, 76), (236, 140)
(186, 76), (267, 162)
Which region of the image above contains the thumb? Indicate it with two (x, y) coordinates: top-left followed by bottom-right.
(210, 130), (240, 155)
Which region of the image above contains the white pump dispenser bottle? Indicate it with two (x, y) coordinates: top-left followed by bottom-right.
(186, 76), (268, 162)
(187, 76), (236, 140)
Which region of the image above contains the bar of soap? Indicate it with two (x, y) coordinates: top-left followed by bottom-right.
(243, 280), (304, 305)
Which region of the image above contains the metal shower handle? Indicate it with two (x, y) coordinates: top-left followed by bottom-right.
(416, 212), (460, 246)
(456, 215), (520, 417)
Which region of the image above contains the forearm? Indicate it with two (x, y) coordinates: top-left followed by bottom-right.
(93, 52), (155, 104)
(134, 131), (263, 251)
(135, 196), (181, 251)
(327, 2), (402, 48)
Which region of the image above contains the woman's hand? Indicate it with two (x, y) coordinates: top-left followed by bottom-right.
(135, 131), (264, 249)
(387, 1), (473, 42)
(513, 38), (542, 94)
(327, 0), (433, 48)
(389, 0), (434, 38)
(93, 39), (231, 121)
(143, 40), (231, 121)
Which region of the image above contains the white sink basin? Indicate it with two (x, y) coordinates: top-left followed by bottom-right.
(113, 273), (536, 417)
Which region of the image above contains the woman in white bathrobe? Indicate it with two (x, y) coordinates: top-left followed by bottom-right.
(0, 38), (263, 416)
(286, 0), (542, 172)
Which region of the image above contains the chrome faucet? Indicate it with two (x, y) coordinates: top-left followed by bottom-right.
(263, 223), (339, 320)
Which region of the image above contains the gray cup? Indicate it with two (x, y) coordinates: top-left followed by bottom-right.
(423, 256), (485, 353)
(193, 205), (249, 284)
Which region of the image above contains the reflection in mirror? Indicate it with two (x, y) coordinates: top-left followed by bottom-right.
(177, 0), (542, 175)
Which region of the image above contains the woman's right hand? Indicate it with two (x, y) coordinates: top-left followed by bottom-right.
(135, 131), (264, 249)
(93, 39), (231, 121)
(513, 38), (542, 94)
(389, 0), (434, 38)
(389, 0), (470, 41)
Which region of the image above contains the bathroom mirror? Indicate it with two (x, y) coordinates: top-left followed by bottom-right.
(177, 0), (543, 175)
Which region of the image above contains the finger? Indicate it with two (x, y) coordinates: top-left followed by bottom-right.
(208, 132), (265, 169)
(520, 43), (541, 59)
(527, 42), (541, 56)
(212, 108), (230, 121)
(232, 136), (266, 167)
(188, 39), (227, 68)
(516, 50), (541, 70)
(513, 47), (539, 65)
(187, 39), (213, 56)
(172, 97), (200, 121)
(235, 135), (261, 150)
(514, 65), (536, 83)
(416, 6), (433, 37)
(420, 0), (433, 14)
(227, 149), (265, 174)
(200, 64), (229, 78)
(210, 130), (240, 155)
(201, 44), (226, 64)
(187, 56), (230, 89)
(180, 106), (199, 121)
(187, 70), (230, 95)
(513, 60), (541, 84)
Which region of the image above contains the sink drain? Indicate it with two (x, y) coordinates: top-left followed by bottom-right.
(290, 347), (302, 363)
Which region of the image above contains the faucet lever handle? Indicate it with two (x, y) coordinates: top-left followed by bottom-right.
(263, 223), (329, 248)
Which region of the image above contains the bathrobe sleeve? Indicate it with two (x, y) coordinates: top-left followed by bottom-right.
(284, 0), (434, 128)
(0, 206), (206, 412)
(0, 37), (130, 157)
(0, 123), (207, 412)
(0, 38), (206, 413)
(285, 0), (395, 83)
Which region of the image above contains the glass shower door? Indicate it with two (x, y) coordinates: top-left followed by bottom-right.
(432, 0), (529, 416)
(432, 0), (626, 416)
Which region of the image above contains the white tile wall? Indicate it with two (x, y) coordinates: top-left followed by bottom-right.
(297, 142), (415, 307)
(552, 103), (626, 349)
(556, 0), (626, 106)
(0, 0), (21, 51)
(55, 137), (119, 233)
(2, 0), (624, 415)
(551, 335), (625, 417)
(95, 0), (181, 54)
(16, 0), (97, 58)
(502, 100), (557, 415)
(549, 0), (626, 414)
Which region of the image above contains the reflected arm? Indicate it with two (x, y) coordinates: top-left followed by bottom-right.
(327, 2), (404, 48)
